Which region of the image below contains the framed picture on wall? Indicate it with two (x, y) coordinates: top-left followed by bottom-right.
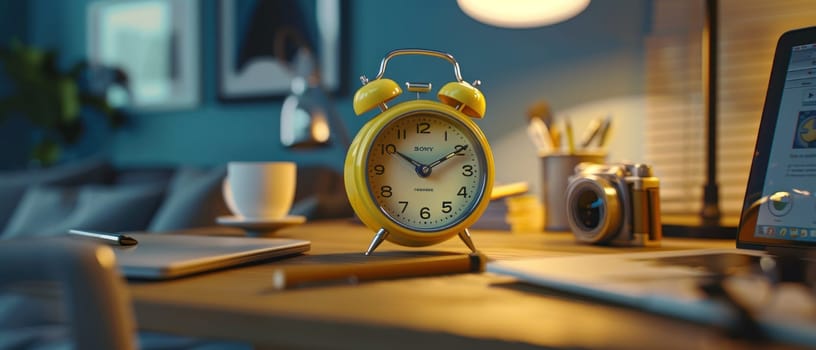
(218, 0), (343, 101)
(87, 0), (200, 110)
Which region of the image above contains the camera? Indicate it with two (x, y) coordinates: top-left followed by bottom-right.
(565, 163), (662, 246)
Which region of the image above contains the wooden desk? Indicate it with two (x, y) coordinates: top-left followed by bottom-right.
(128, 220), (767, 349)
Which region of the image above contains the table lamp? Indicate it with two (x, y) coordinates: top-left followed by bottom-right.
(457, 0), (590, 28)
(661, 0), (737, 238)
(280, 47), (350, 149)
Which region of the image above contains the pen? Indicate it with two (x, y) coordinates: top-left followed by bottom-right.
(67, 229), (139, 246)
(595, 116), (612, 148)
(579, 117), (603, 149)
(564, 119), (576, 154)
(527, 118), (554, 153)
(272, 252), (486, 290)
(549, 125), (561, 152)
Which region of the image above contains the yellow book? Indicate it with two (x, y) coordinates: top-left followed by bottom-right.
(490, 182), (529, 200)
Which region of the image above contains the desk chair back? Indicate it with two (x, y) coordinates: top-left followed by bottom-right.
(0, 238), (136, 350)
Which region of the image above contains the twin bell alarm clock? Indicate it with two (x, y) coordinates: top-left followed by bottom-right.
(344, 49), (495, 255)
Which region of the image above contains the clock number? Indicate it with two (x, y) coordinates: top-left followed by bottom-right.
(420, 207), (431, 219)
(381, 144), (396, 155)
(381, 185), (393, 198)
(441, 201), (452, 213)
(396, 128), (407, 140)
(456, 145), (467, 156)
(444, 131), (448, 141)
(374, 164), (385, 175)
(457, 186), (468, 198)
(462, 165), (474, 177)
(398, 201), (408, 213)
(416, 122), (431, 134)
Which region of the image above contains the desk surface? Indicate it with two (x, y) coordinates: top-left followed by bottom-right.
(128, 220), (771, 349)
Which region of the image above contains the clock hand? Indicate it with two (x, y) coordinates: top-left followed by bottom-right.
(395, 151), (423, 168)
(427, 145), (468, 169)
(394, 151), (432, 177)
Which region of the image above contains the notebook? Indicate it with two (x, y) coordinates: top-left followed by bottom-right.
(488, 27), (816, 345)
(113, 233), (310, 279)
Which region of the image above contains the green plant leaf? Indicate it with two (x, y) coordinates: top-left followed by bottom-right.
(0, 40), (126, 165)
(16, 81), (60, 127)
(30, 138), (61, 167)
(4, 41), (46, 83)
(58, 78), (80, 123)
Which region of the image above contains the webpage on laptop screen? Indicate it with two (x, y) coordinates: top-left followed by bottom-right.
(756, 43), (816, 242)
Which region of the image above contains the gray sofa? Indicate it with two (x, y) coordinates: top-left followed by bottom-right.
(0, 156), (351, 238)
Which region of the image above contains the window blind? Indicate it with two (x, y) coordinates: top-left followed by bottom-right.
(645, 0), (816, 216)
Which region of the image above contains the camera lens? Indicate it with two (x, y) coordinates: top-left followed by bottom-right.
(574, 189), (603, 230)
(566, 175), (622, 244)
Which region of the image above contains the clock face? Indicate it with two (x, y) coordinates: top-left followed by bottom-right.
(365, 110), (488, 231)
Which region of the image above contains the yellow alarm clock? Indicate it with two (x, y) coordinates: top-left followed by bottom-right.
(344, 49), (494, 255)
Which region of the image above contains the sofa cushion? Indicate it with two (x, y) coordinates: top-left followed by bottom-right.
(112, 167), (176, 186)
(148, 165), (230, 232)
(0, 157), (112, 230)
(1, 182), (165, 238)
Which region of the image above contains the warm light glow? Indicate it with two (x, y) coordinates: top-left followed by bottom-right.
(457, 0), (590, 28)
(94, 246), (117, 269)
(310, 114), (331, 143)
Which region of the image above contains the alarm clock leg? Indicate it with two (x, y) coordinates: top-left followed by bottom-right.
(458, 229), (478, 253)
(364, 228), (389, 256)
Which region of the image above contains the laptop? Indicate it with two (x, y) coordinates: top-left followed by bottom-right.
(113, 233), (310, 280)
(488, 26), (816, 345)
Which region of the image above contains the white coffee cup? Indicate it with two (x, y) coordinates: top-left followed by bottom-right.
(225, 162), (296, 219)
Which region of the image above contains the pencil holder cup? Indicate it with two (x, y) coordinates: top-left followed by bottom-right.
(540, 152), (606, 231)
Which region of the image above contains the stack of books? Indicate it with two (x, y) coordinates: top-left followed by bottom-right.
(474, 182), (543, 232)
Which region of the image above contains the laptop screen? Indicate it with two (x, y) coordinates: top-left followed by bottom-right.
(739, 27), (816, 249)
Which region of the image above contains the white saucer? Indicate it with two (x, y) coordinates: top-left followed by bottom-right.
(216, 215), (306, 236)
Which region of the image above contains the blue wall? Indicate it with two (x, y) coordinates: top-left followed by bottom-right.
(3, 0), (652, 185)
(0, 1), (30, 168)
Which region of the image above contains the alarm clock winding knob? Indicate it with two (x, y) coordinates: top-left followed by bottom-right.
(437, 81), (485, 118)
(353, 78), (402, 115)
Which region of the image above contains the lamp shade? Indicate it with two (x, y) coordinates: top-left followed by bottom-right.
(457, 0), (590, 28)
